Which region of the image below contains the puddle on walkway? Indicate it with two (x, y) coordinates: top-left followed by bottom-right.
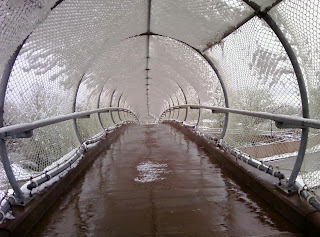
(134, 161), (171, 183)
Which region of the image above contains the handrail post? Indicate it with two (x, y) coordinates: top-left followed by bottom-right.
(72, 74), (85, 144)
(97, 86), (105, 129)
(169, 95), (175, 119)
(0, 43), (26, 201)
(196, 98), (201, 128)
(109, 89), (116, 124)
(178, 85), (188, 122)
(174, 94), (180, 120)
(117, 94), (123, 122)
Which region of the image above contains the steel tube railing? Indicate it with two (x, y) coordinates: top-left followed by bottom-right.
(0, 106), (137, 221)
(160, 104), (320, 212)
(0, 107), (137, 139)
(161, 105), (320, 129)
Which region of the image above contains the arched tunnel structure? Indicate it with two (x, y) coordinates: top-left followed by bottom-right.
(1, 0), (320, 235)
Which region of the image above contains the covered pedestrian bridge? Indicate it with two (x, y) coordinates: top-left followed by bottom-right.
(1, 0), (320, 236)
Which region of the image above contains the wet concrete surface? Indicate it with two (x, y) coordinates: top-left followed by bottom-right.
(29, 124), (303, 236)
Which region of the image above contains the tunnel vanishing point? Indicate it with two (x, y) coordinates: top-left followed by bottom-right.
(1, 0), (320, 236)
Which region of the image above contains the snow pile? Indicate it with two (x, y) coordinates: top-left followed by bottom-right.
(134, 161), (171, 183)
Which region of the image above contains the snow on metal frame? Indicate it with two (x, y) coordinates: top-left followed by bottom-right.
(149, 36), (225, 116)
(1, 0), (320, 203)
(206, 16), (302, 165)
(270, 0), (320, 191)
(151, 0), (253, 51)
(1, 0), (148, 193)
(0, 0), (57, 73)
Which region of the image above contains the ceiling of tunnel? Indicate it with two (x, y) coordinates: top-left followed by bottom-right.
(1, 0), (284, 123)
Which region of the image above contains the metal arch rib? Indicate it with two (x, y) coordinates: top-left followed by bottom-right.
(128, 33), (229, 138)
(168, 95), (175, 119)
(117, 93), (123, 122)
(109, 89), (117, 124)
(73, 73), (86, 144)
(242, 0), (310, 191)
(97, 86), (105, 129)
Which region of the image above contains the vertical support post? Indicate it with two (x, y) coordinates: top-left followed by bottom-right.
(167, 100), (172, 119)
(202, 54), (229, 139)
(109, 89), (116, 125)
(72, 74), (85, 144)
(178, 85), (188, 122)
(97, 86), (105, 129)
(117, 94), (123, 122)
(174, 93), (180, 120)
(122, 99), (128, 121)
(266, 16), (309, 188)
(196, 97), (201, 128)
(0, 44), (25, 201)
(242, 0), (310, 188)
(169, 95), (175, 119)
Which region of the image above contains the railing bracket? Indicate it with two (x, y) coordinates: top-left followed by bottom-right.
(275, 121), (306, 129)
(4, 130), (33, 139)
(78, 114), (91, 119)
(276, 182), (297, 195)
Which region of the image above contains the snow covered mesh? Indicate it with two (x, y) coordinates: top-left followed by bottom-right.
(75, 76), (104, 142)
(151, 0), (253, 51)
(149, 36), (225, 125)
(5, 121), (79, 182)
(0, 0), (57, 73)
(99, 89), (117, 128)
(1, 0), (320, 199)
(269, 1), (320, 190)
(0, 163), (9, 201)
(206, 16), (302, 174)
(1, 0), (147, 183)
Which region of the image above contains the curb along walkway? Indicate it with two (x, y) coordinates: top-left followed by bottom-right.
(30, 124), (301, 236)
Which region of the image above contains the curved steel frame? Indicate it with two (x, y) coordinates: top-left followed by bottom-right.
(169, 95), (175, 119)
(72, 74), (86, 144)
(178, 85), (188, 122)
(242, 0), (310, 189)
(109, 89), (117, 124)
(196, 97), (201, 128)
(117, 94), (123, 122)
(129, 34), (229, 137)
(0, 42), (26, 201)
(0, 0), (312, 202)
(97, 86), (105, 129)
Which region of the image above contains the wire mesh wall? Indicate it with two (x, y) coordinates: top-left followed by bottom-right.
(0, 0), (320, 212)
(159, 0), (320, 199)
(205, 16), (303, 178)
(269, 0), (320, 192)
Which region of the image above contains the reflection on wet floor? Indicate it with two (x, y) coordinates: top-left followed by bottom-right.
(29, 124), (303, 236)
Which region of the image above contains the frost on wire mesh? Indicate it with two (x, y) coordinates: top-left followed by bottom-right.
(99, 88), (116, 128)
(83, 37), (147, 120)
(2, 0), (147, 184)
(0, 0), (56, 73)
(6, 121), (79, 182)
(248, 0), (279, 11)
(151, 0), (253, 51)
(75, 77), (104, 142)
(149, 36), (225, 121)
(206, 16), (302, 168)
(270, 0), (320, 190)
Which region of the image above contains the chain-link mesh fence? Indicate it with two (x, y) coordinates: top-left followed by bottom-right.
(269, 0), (320, 192)
(1, 0), (320, 204)
(206, 15), (302, 178)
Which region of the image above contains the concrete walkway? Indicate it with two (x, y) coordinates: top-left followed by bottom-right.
(30, 124), (302, 236)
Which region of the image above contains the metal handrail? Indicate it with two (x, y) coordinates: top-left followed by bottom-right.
(161, 105), (320, 212)
(161, 105), (320, 129)
(0, 107), (138, 139)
